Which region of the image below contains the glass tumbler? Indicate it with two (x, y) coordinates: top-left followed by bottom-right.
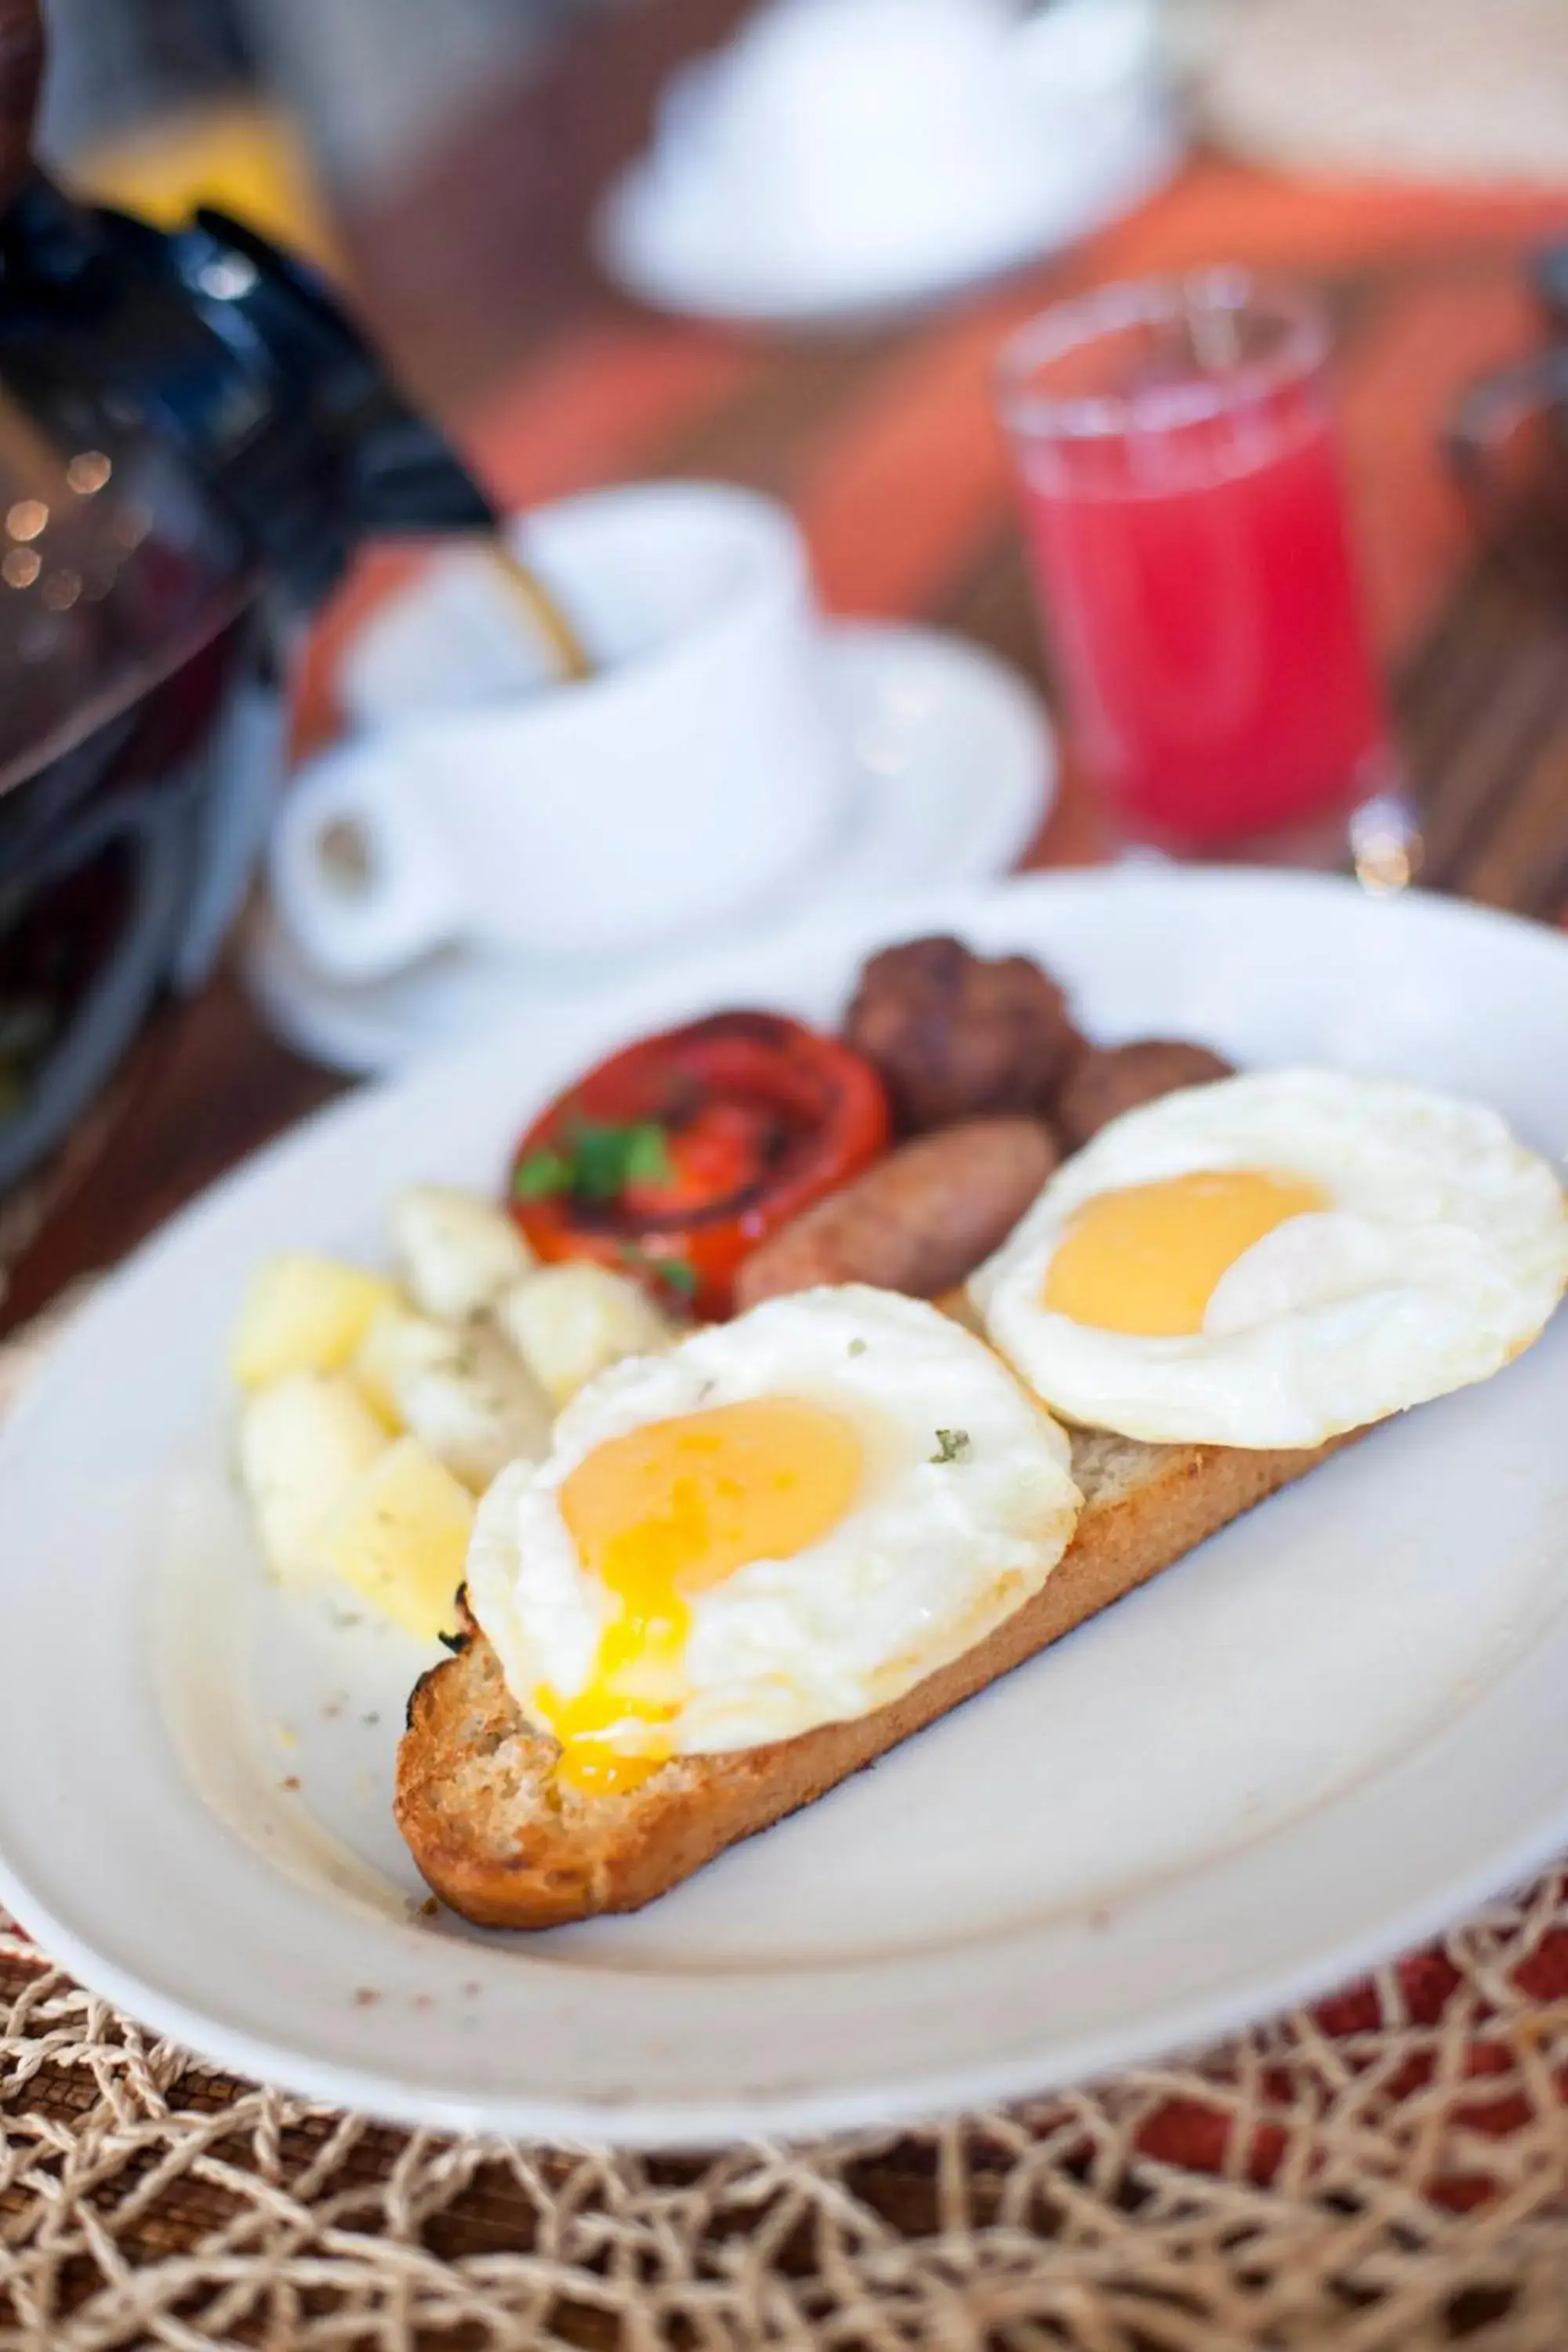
(997, 270), (1414, 877)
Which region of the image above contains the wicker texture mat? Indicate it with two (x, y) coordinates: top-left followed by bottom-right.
(5, 1313), (1568, 2349)
(1188, 0), (1568, 185)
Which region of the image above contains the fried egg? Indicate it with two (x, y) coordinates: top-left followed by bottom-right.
(465, 1286), (1080, 1791)
(971, 1069), (1568, 1450)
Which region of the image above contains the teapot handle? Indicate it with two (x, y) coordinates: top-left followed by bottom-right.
(0, 793), (189, 1196)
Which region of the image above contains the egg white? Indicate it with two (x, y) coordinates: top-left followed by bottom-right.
(466, 1285), (1081, 1756)
(971, 1069), (1568, 1450)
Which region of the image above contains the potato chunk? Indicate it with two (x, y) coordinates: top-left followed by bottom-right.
(352, 1303), (460, 1426)
(314, 1438), (476, 1646)
(237, 1373), (389, 1585)
(390, 1186), (534, 1323)
(495, 1263), (674, 1408)
(232, 1254), (399, 1391)
(354, 1305), (551, 1488)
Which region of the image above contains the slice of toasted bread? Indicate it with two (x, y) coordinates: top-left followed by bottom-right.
(395, 1425), (1343, 1929)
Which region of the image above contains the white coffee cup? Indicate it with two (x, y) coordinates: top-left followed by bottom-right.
(267, 484), (846, 981)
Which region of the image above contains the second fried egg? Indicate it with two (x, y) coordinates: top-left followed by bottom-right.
(971, 1069), (1568, 1450)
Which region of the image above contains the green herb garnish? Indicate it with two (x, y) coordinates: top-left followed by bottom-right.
(512, 1148), (573, 1200)
(931, 1428), (972, 1465)
(514, 1117), (672, 1204)
(576, 1118), (670, 1198)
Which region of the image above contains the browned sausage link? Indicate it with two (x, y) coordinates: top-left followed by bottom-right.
(1054, 1040), (1235, 1153)
(733, 1117), (1060, 1310)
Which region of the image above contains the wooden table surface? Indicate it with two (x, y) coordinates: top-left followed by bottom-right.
(5, 0), (1568, 1335)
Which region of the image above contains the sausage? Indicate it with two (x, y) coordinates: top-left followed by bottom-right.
(1054, 1040), (1235, 1153)
(844, 936), (1080, 1133)
(733, 1117), (1060, 1310)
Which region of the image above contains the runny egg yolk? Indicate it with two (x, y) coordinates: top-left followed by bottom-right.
(1042, 1169), (1329, 1338)
(544, 1398), (862, 1793)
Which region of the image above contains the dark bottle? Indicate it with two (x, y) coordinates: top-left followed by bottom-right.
(0, 172), (504, 1190)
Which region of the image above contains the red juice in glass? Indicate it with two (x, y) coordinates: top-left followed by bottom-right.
(999, 274), (1395, 855)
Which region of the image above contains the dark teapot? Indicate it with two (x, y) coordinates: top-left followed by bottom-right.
(0, 15), (508, 1192)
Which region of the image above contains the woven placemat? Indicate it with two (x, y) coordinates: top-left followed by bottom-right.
(1185, 0), (1568, 185)
(5, 1304), (1568, 2350)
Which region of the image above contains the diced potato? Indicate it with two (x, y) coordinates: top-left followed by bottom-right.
(352, 1303), (459, 1426)
(401, 1321), (552, 1490)
(237, 1373), (389, 1585)
(495, 1262), (674, 1409)
(390, 1185), (534, 1323)
(353, 1305), (551, 1488)
(232, 1254), (398, 1391)
(314, 1437), (476, 1646)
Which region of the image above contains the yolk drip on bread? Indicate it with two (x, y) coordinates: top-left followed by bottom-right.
(546, 1399), (862, 1791)
(1043, 1170), (1328, 1338)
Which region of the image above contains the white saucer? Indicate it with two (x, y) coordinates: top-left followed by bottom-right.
(241, 621), (1054, 1076)
(596, 71), (1179, 327)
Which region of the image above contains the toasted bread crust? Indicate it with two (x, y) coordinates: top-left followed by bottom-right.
(395, 1430), (1341, 1929)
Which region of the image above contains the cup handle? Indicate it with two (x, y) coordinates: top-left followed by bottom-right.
(267, 740), (467, 984)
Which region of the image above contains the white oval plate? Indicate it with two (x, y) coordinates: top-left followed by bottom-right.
(4, 869), (1568, 2147)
